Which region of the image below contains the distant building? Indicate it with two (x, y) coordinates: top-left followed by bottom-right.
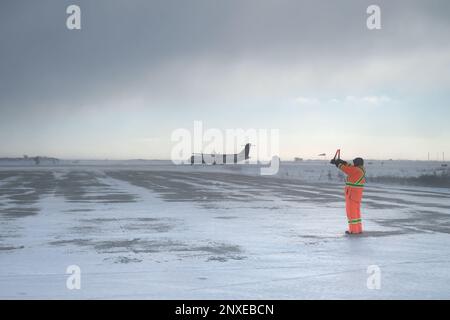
(0, 156), (59, 166)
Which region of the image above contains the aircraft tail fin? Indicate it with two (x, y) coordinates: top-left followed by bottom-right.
(236, 143), (251, 162)
(244, 143), (251, 160)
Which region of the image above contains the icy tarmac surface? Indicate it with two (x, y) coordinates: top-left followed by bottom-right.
(0, 165), (449, 299)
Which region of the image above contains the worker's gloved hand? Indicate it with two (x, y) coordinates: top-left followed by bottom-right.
(330, 158), (336, 165)
(335, 159), (347, 168)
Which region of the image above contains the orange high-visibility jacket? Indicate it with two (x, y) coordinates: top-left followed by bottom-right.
(338, 163), (366, 201)
(338, 163), (366, 187)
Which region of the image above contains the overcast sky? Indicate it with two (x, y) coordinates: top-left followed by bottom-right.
(1, 0), (449, 160)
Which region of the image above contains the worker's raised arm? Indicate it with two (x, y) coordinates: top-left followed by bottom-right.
(334, 159), (353, 175)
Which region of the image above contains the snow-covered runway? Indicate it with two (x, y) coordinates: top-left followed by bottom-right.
(1, 165), (449, 299)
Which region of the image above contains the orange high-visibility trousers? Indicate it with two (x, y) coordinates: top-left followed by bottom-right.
(345, 186), (363, 233)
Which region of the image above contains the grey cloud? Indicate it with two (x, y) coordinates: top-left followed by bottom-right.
(1, 0), (449, 110)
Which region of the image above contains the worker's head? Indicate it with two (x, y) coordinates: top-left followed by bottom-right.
(353, 157), (364, 167)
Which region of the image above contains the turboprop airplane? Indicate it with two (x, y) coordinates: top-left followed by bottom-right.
(190, 143), (251, 165)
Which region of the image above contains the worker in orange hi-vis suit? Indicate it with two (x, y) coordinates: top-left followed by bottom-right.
(330, 157), (366, 234)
